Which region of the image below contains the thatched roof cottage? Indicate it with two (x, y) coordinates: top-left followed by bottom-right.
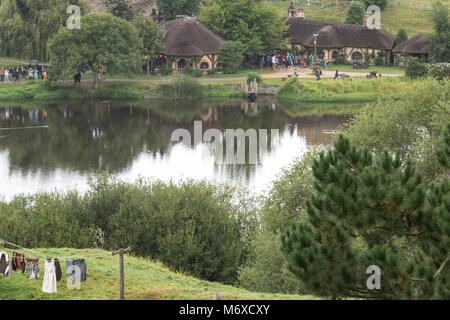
(287, 4), (395, 64)
(159, 16), (224, 73)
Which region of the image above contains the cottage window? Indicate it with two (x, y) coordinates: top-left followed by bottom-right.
(200, 62), (210, 70)
(351, 52), (363, 61)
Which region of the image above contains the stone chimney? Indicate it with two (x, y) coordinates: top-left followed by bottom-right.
(288, 2), (305, 19)
(364, 15), (369, 27)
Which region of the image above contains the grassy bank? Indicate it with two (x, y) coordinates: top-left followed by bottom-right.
(276, 77), (415, 102)
(0, 78), (242, 102)
(0, 248), (314, 300)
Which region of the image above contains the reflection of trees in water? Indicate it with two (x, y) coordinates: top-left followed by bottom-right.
(0, 102), (170, 174)
(0, 99), (351, 182)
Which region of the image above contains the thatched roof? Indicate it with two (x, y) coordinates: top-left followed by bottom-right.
(163, 17), (224, 57)
(392, 34), (430, 54)
(288, 18), (394, 50)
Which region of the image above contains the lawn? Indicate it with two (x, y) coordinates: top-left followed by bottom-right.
(0, 248), (316, 300)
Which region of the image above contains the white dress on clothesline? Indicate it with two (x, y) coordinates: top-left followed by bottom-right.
(42, 260), (57, 293)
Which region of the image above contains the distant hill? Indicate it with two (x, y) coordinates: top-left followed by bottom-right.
(0, 248), (315, 300)
(268, 0), (450, 37)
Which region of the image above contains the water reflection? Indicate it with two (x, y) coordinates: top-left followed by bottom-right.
(0, 99), (354, 199)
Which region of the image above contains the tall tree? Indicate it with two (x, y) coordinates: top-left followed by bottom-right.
(0, 0), (88, 60)
(281, 134), (449, 299)
(104, 0), (135, 21)
(345, 1), (365, 25)
(156, 0), (201, 20)
(199, 0), (288, 57)
(428, 1), (450, 62)
(132, 16), (163, 56)
(48, 14), (143, 88)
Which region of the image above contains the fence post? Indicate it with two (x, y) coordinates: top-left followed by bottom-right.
(112, 247), (131, 300)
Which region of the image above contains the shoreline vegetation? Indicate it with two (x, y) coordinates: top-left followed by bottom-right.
(0, 74), (420, 104)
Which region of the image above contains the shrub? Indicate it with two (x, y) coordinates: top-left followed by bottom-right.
(185, 65), (204, 78)
(427, 63), (450, 80)
(0, 177), (252, 285)
(219, 41), (245, 74)
(246, 72), (262, 85)
(276, 76), (303, 97)
(238, 153), (316, 294)
(395, 28), (408, 45)
(405, 57), (428, 79)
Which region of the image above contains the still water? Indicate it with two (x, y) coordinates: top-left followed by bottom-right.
(0, 98), (356, 200)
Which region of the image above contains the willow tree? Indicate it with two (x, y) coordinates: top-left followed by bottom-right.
(48, 14), (143, 88)
(0, 0), (88, 60)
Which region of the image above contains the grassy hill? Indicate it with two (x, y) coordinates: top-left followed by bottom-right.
(268, 0), (450, 37)
(0, 248), (315, 300)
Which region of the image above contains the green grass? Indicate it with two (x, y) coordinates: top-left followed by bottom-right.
(328, 64), (406, 75)
(0, 248), (316, 300)
(276, 77), (415, 102)
(269, 0), (449, 37)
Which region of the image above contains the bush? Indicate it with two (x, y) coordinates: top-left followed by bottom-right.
(238, 153), (316, 294)
(395, 28), (408, 45)
(0, 177), (252, 285)
(427, 63), (450, 80)
(219, 41), (245, 74)
(276, 76), (303, 96)
(405, 57), (428, 79)
(246, 72), (262, 85)
(185, 65), (204, 78)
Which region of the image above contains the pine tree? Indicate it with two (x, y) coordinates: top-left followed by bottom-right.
(281, 133), (449, 299)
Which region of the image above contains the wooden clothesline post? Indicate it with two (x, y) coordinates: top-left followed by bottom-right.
(112, 247), (131, 300)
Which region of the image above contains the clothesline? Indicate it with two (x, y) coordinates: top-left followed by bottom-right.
(0, 237), (111, 260)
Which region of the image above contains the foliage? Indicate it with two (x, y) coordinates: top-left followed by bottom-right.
(157, 76), (205, 99)
(345, 1), (365, 25)
(238, 153), (316, 294)
(395, 28), (408, 45)
(427, 63), (450, 80)
(104, 0), (135, 21)
(343, 79), (450, 184)
(0, 177), (254, 285)
(238, 232), (303, 294)
(0, 0), (88, 60)
(246, 72), (262, 85)
(362, 0), (388, 11)
(218, 41), (246, 74)
(405, 57), (428, 79)
(428, 1), (450, 62)
(48, 14), (143, 88)
(132, 16), (164, 56)
(281, 134), (449, 299)
(276, 76), (303, 96)
(185, 65), (204, 78)
(157, 0), (201, 20)
(199, 0), (288, 56)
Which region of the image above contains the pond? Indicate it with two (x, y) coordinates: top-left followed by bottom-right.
(0, 98), (361, 200)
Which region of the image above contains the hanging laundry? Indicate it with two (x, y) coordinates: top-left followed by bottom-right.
(12, 251), (26, 273)
(0, 252), (10, 275)
(66, 259), (87, 282)
(25, 258), (40, 279)
(42, 259), (57, 294)
(54, 258), (62, 282)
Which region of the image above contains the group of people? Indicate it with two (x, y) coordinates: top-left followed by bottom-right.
(259, 52), (329, 71)
(0, 64), (48, 84)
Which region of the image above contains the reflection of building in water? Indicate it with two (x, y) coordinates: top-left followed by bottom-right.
(295, 114), (350, 146)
